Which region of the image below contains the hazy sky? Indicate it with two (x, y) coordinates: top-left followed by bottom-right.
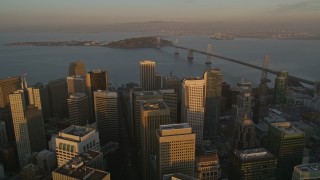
(1, 0), (320, 26)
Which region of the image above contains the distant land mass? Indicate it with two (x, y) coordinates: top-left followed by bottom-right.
(106, 37), (172, 49)
(4, 36), (173, 49)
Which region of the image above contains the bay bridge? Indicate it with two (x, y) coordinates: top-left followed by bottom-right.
(156, 37), (316, 86)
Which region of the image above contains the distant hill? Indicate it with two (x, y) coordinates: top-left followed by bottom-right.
(106, 37), (173, 49)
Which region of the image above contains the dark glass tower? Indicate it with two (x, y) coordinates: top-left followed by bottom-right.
(267, 122), (305, 180)
(203, 68), (222, 137)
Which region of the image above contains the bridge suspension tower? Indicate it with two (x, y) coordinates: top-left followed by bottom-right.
(174, 39), (179, 55)
(258, 55), (271, 96)
(156, 37), (161, 49)
(205, 44), (212, 69)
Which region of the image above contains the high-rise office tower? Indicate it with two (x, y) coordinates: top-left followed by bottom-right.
(156, 123), (195, 180)
(140, 100), (170, 180)
(94, 90), (119, 146)
(86, 70), (108, 123)
(0, 121), (7, 148)
(0, 76), (22, 109)
(162, 75), (181, 122)
(66, 75), (86, 94)
(233, 114), (256, 150)
(36, 150), (57, 176)
(197, 153), (221, 180)
(67, 93), (89, 126)
(86, 70), (108, 93)
(158, 89), (178, 123)
(181, 78), (205, 145)
(132, 91), (163, 148)
(27, 82), (50, 120)
(55, 125), (100, 167)
(274, 71), (288, 105)
(46, 78), (68, 118)
(0, 76), (22, 142)
(228, 148), (277, 180)
(9, 90), (46, 168)
(140, 60), (156, 91)
(68, 60), (86, 76)
(162, 75), (181, 99)
(155, 73), (162, 90)
(203, 68), (222, 137)
(267, 122), (305, 179)
(292, 163), (320, 180)
(232, 79), (252, 120)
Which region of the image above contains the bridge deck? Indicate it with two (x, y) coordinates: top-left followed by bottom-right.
(172, 45), (315, 86)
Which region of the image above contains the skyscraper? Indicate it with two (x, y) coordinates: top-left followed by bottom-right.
(86, 70), (109, 123)
(67, 93), (89, 126)
(132, 91), (163, 147)
(140, 60), (156, 91)
(156, 123), (195, 180)
(0, 76), (22, 109)
(158, 89), (178, 123)
(46, 78), (68, 118)
(274, 71), (288, 105)
(155, 73), (162, 90)
(140, 100), (170, 180)
(0, 76), (22, 142)
(162, 75), (181, 99)
(181, 78), (205, 146)
(232, 79), (252, 120)
(233, 114), (256, 150)
(94, 90), (119, 146)
(267, 122), (305, 179)
(0, 121), (7, 148)
(66, 75), (87, 94)
(9, 90), (46, 168)
(228, 148), (277, 180)
(197, 153), (221, 180)
(55, 125), (100, 167)
(27, 82), (50, 120)
(203, 68), (222, 137)
(68, 60), (86, 76)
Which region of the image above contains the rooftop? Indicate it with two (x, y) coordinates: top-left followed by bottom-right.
(61, 125), (95, 137)
(69, 93), (87, 99)
(271, 122), (304, 134)
(198, 154), (219, 163)
(235, 148), (276, 162)
(295, 163), (320, 173)
(135, 90), (160, 96)
(160, 123), (190, 130)
(54, 150), (107, 179)
(142, 101), (167, 110)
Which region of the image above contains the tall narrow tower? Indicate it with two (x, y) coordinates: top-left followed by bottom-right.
(68, 60), (86, 76)
(181, 78), (205, 146)
(140, 100), (170, 180)
(203, 68), (222, 137)
(94, 90), (119, 146)
(67, 93), (89, 126)
(233, 114), (256, 150)
(86, 70), (108, 123)
(139, 60), (156, 91)
(274, 71), (288, 105)
(9, 90), (46, 168)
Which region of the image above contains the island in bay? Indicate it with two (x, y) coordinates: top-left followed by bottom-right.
(4, 37), (173, 49)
